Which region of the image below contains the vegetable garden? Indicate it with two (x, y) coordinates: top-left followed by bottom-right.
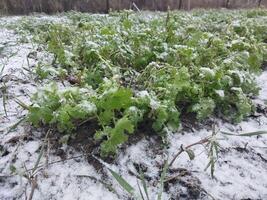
(20, 10), (267, 155)
(1, 9), (267, 200)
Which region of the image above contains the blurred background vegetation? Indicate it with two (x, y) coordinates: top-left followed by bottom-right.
(0, 0), (266, 15)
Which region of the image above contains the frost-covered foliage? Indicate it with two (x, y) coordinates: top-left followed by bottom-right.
(9, 9), (267, 156)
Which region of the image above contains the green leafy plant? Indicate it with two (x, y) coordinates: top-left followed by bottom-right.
(9, 9), (267, 157)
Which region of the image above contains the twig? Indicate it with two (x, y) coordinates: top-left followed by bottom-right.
(31, 130), (51, 174)
(24, 154), (85, 173)
(0, 58), (7, 77)
(5, 116), (26, 134)
(256, 153), (267, 163)
(2, 82), (8, 118)
(45, 138), (50, 168)
(23, 130), (51, 200)
(2, 154), (86, 179)
(132, 2), (141, 12)
(27, 176), (37, 200)
(77, 116), (96, 127)
(169, 137), (211, 167)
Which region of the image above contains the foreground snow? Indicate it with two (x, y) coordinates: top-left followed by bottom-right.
(0, 16), (266, 200)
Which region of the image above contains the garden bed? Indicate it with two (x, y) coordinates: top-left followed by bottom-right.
(0, 10), (267, 200)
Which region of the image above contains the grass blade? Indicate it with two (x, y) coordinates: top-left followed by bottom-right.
(0, 62), (6, 77)
(32, 142), (45, 173)
(3, 92), (8, 117)
(221, 131), (267, 137)
(185, 149), (195, 160)
(32, 130), (50, 173)
(108, 168), (135, 196)
(157, 160), (168, 200)
(140, 170), (150, 200)
(137, 180), (145, 200)
(6, 117), (26, 134)
(14, 98), (30, 110)
(1, 82), (8, 117)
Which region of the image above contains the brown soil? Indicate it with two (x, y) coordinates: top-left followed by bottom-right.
(166, 168), (206, 200)
(67, 120), (105, 173)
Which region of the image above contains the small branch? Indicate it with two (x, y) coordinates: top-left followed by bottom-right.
(77, 116), (96, 127)
(24, 154), (85, 173)
(169, 137), (210, 167)
(132, 2), (141, 12)
(257, 153), (267, 163)
(27, 176), (37, 200)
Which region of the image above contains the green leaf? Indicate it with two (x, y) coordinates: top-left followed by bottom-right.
(7, 117), (26, 134)
(221, 131), (267, 137)
(98, 110), (114, 126)
(137, 181), (145, 200)
(108, 168), (135, 195)
(98, 88), (133, 110)
(28, 106), (53, 126)
(123, 19), (133, 29)
(185, 149), (195, 160)
(191, 98), (215, 120)
(157, 160), (168, 200)
(100, 117), (135, 156)
(94, 130), (107, 140)
(10, 165), (17, 174)
(140, 170), (150, 200)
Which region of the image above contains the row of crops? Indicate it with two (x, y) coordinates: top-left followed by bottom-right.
(10, 9), (267, 158)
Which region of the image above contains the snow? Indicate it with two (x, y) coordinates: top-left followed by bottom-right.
(168, 122), (267, 199)
(200, 67), (216, 78)
(215, 90), (225, 98)
(0, 15), (267, 200)
(78, 100), (97, 113)
(137, 90), (150, 98)
(115, 116), (267, 199)
(258, 71), (267, 101)
(137, 90), (161, 109)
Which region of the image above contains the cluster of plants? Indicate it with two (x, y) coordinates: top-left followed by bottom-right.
(12, 9), (267, 157)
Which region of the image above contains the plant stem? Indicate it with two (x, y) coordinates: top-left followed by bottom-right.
(169, 137), (210, 167)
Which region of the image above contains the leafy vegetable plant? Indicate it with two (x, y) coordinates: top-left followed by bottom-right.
(11, 9), (267, 157)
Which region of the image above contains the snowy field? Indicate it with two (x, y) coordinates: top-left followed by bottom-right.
(0, 15), (267, 200)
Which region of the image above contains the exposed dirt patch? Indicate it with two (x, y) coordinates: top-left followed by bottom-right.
(67, 120), (106, 173)
(165, 168), (206, 200)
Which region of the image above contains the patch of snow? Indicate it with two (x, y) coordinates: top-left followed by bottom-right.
(258, 71), (267, 101)
(200, 67), (215, 78)
(78, 100), (97, 113)
(136, 90), (150, 98)
(215, 90), (225, 98)
(23, 141), (40, 155)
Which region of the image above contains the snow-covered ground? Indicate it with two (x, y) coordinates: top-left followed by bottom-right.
(0, 16), (266, 200)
